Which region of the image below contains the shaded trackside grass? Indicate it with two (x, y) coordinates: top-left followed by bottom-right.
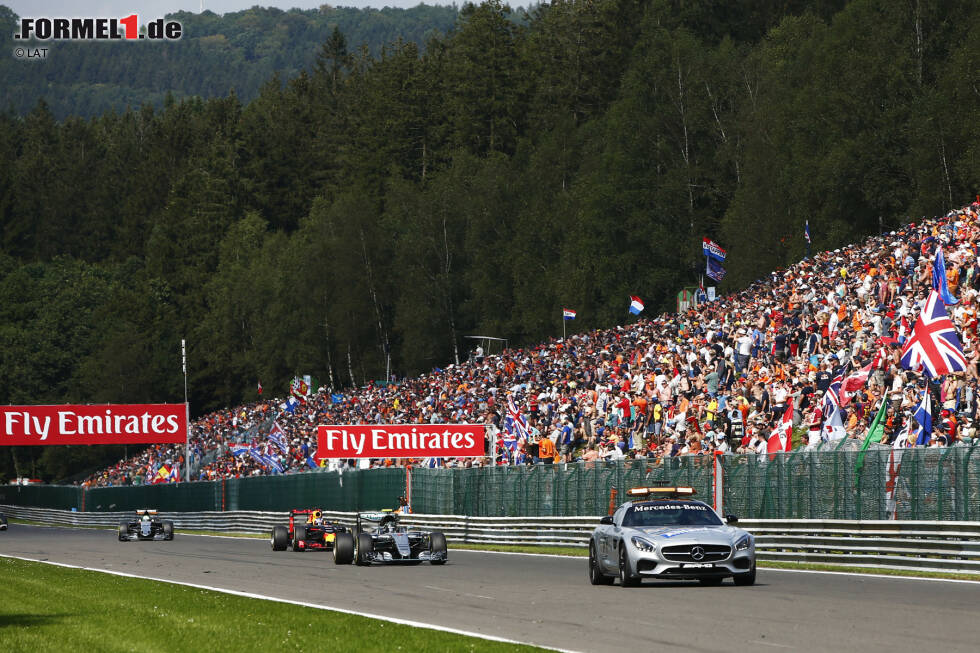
(0, 557), (543, 653)
(448, 543), (980, 581)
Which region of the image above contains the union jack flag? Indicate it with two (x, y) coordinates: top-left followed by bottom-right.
(505, 394), (530, 446)
(900, 290), (967, 378)
(819, 370), (847, 442)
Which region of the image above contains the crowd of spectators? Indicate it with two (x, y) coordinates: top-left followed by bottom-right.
(83, 200), (980, 487)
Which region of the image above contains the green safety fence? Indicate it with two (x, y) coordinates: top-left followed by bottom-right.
(3, 448), (979, 520)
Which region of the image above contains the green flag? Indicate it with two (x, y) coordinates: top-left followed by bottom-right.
(855, 397), (888, 479)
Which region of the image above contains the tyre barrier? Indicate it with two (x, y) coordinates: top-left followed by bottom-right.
(3, 505), (979, 574)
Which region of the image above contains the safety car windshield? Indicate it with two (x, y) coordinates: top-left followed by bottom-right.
(622, 501), (724, 527)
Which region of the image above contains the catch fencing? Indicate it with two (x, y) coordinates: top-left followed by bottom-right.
(3, 447), (979, 520)
(3, 505), (978, 574)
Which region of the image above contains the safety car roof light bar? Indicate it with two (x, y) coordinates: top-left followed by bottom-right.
(626, 487), (696, 498)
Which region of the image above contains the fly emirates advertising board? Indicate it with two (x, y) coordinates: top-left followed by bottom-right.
(0, 404), (187, 446)
(317, 424), (486, 458)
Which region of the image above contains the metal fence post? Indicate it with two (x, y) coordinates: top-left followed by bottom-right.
(965, 444), (978, 521)
(911, 451), (919, 520)
(938, 446), (950, 520)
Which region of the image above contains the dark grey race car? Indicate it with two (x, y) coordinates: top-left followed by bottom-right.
(118, 509), (174, 541)
(333, 511), (447, 565)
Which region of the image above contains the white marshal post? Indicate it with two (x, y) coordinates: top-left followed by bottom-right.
(182, 339), (190, 483)
(712, 450), (724, 514)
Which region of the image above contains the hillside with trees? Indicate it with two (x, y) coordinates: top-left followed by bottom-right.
(0, 4), (459, 118)
(1, 0), (979, 479)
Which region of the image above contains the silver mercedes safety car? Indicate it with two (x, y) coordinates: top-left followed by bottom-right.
(589, 487), (755, 587)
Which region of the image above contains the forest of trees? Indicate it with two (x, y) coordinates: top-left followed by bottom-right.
(0, 4), (459, 118)
(1, 0), (979, 479)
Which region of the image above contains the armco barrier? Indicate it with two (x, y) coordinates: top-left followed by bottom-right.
(3, 505), (979, 574)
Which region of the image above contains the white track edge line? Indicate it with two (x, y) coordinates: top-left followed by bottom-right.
(0, 553), (576, 653)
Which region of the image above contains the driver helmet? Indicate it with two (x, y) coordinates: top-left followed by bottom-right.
(310, 510), (322, 525)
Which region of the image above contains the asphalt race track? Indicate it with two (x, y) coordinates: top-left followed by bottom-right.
(3, 525), (980, 652)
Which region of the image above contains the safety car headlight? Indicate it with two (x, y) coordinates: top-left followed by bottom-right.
(631, 536), (656, 553)
(735, 535), (752, 551)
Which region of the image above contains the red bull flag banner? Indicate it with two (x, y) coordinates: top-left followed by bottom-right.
(0, 404), (187, 446)
(317, 424), (486, 459)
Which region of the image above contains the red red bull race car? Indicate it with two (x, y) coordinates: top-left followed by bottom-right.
(271, 509), (349, 552)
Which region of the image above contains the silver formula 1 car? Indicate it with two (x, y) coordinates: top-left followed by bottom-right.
(333, 510), (447, 566)
(118, 509), (174, 542)
(589, 487), (755, 587)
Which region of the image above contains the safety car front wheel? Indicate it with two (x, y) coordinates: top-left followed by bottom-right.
(589, 542), (614, 585)
(733, 562), (756, 586)
(619, 545), (640, 587)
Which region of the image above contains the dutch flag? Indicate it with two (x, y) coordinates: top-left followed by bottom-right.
(563, 308), (576, 320)
(628, 296), (644, 315)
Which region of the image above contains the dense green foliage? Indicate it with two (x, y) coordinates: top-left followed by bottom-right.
(0, 4), (459, 119)
(1, 0), (980, 480)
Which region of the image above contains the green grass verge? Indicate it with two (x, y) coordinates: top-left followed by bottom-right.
(0, 557), (543, 653)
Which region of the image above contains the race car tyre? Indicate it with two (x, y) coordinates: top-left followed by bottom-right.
(698, 577), (725, 586)
(293, 526), (307, 552)
(163, 520), (174, 541)
(429, 532), (447, 565)
(355, 533), (374, 566)
(589, 542), (614, 585)
(1, 514), (8, 530)
(619, 545), (640, 587)
(333, 533), (355, 564)
(118, 522), (128, 542)
(271, 526), (289, 551)
(733, 562), (756, 586)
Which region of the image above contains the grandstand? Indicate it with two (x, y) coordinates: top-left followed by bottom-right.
(84, 201), (980, 489)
